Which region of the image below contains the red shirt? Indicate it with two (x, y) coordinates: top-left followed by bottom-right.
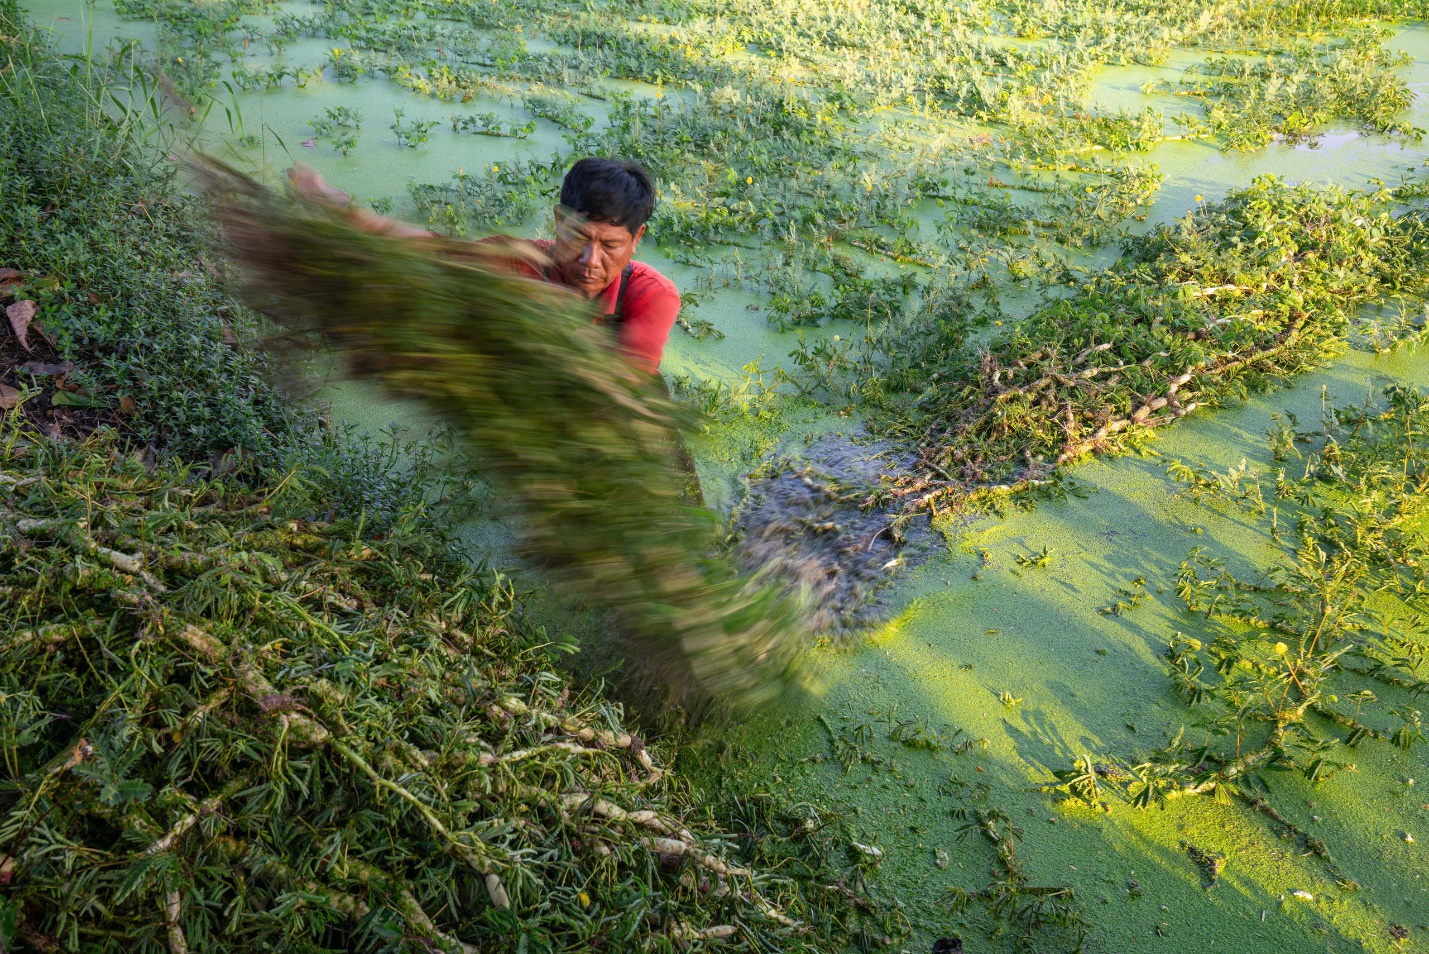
(480, 237), (680, 374)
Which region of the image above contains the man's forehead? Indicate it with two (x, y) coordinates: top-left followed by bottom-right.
(558, 208), (635, 241)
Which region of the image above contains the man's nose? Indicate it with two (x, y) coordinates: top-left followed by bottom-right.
(577, 241), (600, 266)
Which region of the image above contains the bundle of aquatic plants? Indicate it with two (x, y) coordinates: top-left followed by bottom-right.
(0, 430), (829, 952)
(194, 159), (805, 711)
(892, 175), (1429, 510)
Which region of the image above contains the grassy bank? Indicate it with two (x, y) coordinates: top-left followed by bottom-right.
(0, 0), (289, 463)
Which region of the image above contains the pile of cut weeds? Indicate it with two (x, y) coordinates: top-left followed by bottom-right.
(0, 430), (880, 953)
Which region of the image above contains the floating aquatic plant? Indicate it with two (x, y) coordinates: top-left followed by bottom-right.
(1055, 384), (1429, 882)
(877, 175), (1429, 512)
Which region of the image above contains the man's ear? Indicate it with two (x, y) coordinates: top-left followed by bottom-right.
(631, 223), (647, 246)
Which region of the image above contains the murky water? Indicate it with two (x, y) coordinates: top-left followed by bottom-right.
(20, 2), (1429, 949)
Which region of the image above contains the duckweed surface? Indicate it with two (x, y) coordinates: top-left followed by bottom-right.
(19, 0), (1429, 948)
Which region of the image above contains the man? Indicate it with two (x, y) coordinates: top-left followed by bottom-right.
(291, 157), (680, 374)
(291, 157), (702, 501)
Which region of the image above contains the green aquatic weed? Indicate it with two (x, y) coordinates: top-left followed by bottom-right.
(1014, 546), (1052, 569)
(199, 160), (810, 712)
(0, 431), (838, 952)
(450, 111), (535, 138)
(1150, 31), (1421, 151)
(390, 107), (438, 147)
(1064, 386), (1429, 879)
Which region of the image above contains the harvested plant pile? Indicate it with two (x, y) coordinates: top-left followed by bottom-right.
(197, 161), (806, 710)
(0, 432), (833, 952)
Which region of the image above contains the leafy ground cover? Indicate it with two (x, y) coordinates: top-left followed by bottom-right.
(0, 13), (288, 463)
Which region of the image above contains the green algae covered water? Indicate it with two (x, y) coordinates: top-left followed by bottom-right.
(20, 1), (1429, 949)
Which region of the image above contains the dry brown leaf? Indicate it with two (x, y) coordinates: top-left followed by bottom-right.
(29, 322), (57, 349)
(18, 360), (73, 377)
(0, 267), (21, 287)
(133, 443), (158, 471)
(119, 395), (137, 415)
(87, 292), (101, 305)
(210, 446), (251, 476)
(6, 299), (36, 350)
(0, 384), (20, 410)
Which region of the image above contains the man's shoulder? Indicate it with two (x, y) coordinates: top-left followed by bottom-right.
(628, 260), (679, 300)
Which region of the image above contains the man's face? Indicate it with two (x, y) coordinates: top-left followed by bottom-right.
(551, 207), (645, 299)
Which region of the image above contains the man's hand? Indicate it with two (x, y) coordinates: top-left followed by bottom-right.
(288, 164), (352, 206)
(287, 164), (434, 240)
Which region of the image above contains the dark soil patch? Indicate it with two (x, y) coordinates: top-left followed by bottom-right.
(731, 433), (934, 636)
(2, 268), (124, 441)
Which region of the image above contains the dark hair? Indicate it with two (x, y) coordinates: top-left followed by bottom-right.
(559, 157), (656, 232)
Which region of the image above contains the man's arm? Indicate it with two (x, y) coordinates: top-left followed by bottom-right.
(288, 166), (434, 240)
